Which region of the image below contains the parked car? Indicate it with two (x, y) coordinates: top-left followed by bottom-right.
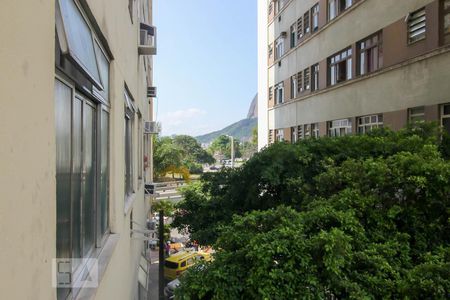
(164, 278), (180, 299)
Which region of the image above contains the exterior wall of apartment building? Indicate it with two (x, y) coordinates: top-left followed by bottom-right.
(258, 0), (450, 148)
(0, 0), (156, 299)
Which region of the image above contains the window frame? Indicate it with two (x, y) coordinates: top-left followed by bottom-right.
(328, 118), (353, 137)
(291, 74), (298, 99)
(357, 114), (383, 134)
(408, 106), (425, 123)
(441, 0), (450, 44)
(311, 4), (320, 32)
(56, 0), (103, 90)
(274, 82), (285, 105)
(290, 22), (297, 48)
(55, 73), (111, 299)
(440, 103), (450, 134)
(328, 47), (353, 86)
(296, 17), (304, 41)
(303, 68), (310, 91)
(311, 64), (319, 92)
(357, 31), (383, 76)
(407, 7), (427, 44)
(303, 11), (311, 35)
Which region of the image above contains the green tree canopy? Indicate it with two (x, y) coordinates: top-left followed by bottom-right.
(153, 135), (215, 179)
(208, 135), (242, 159)
(173, 124), (450, 299)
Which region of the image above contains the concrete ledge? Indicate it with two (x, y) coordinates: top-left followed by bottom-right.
(75, 234), (120, 300)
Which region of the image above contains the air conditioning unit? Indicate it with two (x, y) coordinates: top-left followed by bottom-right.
(147, 86), (157, 98)
(139, 23), (157, 55)
(281, 31), (287, 38)
(144, 121), (161, 135)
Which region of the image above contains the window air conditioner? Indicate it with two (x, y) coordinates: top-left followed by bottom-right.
(144, 121), (161, 135)
(147, 86), (157, 98)
(139, 23), (157, 55)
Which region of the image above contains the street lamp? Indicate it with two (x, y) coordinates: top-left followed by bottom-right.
(225, 135), (235, 168)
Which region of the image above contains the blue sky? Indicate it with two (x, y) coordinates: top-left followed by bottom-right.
(153, 0), (257, 136)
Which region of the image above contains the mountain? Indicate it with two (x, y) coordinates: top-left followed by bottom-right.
(247, 94), (258, 119)
(196, 94), (258, 145)
(196, 118), (257, 145)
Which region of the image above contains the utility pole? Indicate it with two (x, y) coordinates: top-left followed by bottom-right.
(158, 210), (164, 300)
(230, 136), (235, 168)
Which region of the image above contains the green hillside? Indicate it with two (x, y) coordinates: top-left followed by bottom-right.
(196, 118), (257, 144)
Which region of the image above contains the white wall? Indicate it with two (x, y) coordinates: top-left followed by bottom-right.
(258, 0), (269, 149)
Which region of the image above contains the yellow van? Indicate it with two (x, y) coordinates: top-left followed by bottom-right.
(164, 251), (210, 280)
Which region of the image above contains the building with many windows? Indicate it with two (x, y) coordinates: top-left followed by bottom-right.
(0, 0), (157, 299)
(258, 0), (450, 148)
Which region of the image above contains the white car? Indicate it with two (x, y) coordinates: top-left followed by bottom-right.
(164, 278), (180, 299)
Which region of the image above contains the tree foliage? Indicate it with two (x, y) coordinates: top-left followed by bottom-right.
(153, 135), (214, 179)
(173, 124), (450, 299)
(208, 135), (242, 159)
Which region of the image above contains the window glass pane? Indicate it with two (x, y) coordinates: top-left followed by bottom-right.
(443, 118), (450, 135)
(443, 104), (450, 115)
(444, 14), (450, 34)
(59, 0), (101, 86)
(347, 58), (352, 80)
(72, 97), (82, 262)
(445, 0), (450, 10)
(55, 79), (72, 260)
(83, 103), (96, 256)
(100, 111), (109, 237)
(55, 79), (73, 300)
(94, 42), (109, 102)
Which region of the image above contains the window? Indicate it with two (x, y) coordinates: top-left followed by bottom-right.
(125, 89), (135, 199)
(304, 12), (310, 35)
(268, 44), (274, 60)
(55, 79), (110, 299)
(138, 114), (143, 182)
(268, 1), (274, 15)
(311, 64), (319, 91)
(297, 125), (304, 140)
(291, 127), (298, 143)
(93, 41), (110, 102)
(408, 106), (425, 122)
(329, 48), (352, 86)
(55, 2), (111, 297)
(441, 0), (450, 44)
(328, 0), (337, 21)
(328, 0), (352, 21)
(312, 4), (320, 32)
(269, 130), (274, 144)
(275, 82), (284, 104)
(441, 103), (450, 134)
(328, 118), (352, 136)
(56, 0), (102, 88)
(290, 23), (297, 48)
(357, 114), (383, 134)
(297, 71), (303, 94)
(297, 17), (303, 40)
(276, 129), (285, 142)
(408, 7), (426, 44)
(268, 86), (274, 102)
(358, 32), (383, 76)
(303, 68), (310, 91)
(303, 123), (320, 138)
(275, 37), (285, 59)
(291, 75), (298, 99)
(311, 123), (320, 138)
